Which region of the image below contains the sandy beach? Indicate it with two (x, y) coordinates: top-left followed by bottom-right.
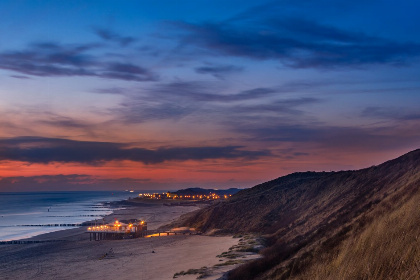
(0, 200), (248, 280)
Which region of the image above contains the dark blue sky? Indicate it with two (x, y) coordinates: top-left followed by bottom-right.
(1, 0), (419, 191)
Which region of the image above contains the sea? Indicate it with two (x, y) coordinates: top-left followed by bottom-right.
(0, 191), (151, 241)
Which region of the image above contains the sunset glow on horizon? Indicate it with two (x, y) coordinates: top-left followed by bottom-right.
(1, 1), (420, 191)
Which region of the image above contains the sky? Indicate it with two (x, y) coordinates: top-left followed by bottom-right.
(1, 0), (420, 191)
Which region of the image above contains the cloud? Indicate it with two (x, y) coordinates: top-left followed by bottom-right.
(93, 27), (136, 46)
(0, 42), (158, 81)
(0, 137), (270, 164)
(235, 122), (420, 152)
(0, 174), (151, 191)
(172, 16), (420, 68)
(112, 79), (326, 124)
(150, 81), (276, 102)
(230, 97), (321, 115)
(102, 62), (158, 81)
(10, 75), (31, 79)
(118, 100), (194, 122)
(93, 87), (128, 95)
(115, 81), (279, 122)
(195, 64), (243, 79)
(361, 107), (420, 121)
(36, 113), (95, 129)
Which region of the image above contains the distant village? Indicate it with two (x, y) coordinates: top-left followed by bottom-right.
(139, 192), (230, 200)
(137, 188), (241, 201)
(84, 188), (242, 241)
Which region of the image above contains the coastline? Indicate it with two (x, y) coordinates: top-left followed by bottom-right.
(0, 198), (258, 280)
(22, 198), (201, 242)
(0, 191), (136, 242)
(4, 197), (196, 242)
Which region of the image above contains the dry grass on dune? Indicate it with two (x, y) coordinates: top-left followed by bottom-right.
(185, 150), (420, 280)
(292, 191), (420, 280)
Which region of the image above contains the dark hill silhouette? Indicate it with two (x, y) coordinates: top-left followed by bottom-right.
(180, 149), (420, 279)
(169, 187), (241, 196)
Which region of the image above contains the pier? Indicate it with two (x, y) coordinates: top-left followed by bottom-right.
(87, 220), (198, 241)
(88, 229), (197, 241)
(87, 219), (148, 241)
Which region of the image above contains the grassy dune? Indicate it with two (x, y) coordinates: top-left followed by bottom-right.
(292, 191), (420, 280)
(181, 149), (420, 279)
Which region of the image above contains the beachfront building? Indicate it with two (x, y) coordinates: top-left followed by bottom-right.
(87, 219), (147, 240)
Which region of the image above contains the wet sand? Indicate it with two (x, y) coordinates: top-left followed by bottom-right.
(0, 200), (240, 280)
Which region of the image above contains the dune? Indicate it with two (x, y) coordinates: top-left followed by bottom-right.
(180, 149), (420, 279)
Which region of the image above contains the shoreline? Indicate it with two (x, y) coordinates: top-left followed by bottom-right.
(0, 192), (134, 242)
(18, 197), (202, 242)
(0, 198), (260, 280)
(0, 193), (215, 243)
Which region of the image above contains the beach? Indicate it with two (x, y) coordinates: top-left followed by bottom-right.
(0, 200), (247, 280)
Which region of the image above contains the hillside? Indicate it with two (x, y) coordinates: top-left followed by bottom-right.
(291, 189), (420, 279)
(181, 149), (420, 279)
(169, 187), (241, 196)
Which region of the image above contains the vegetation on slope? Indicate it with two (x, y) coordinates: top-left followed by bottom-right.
(180, 149), (420, 279)
(291, 189), (420, 280)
